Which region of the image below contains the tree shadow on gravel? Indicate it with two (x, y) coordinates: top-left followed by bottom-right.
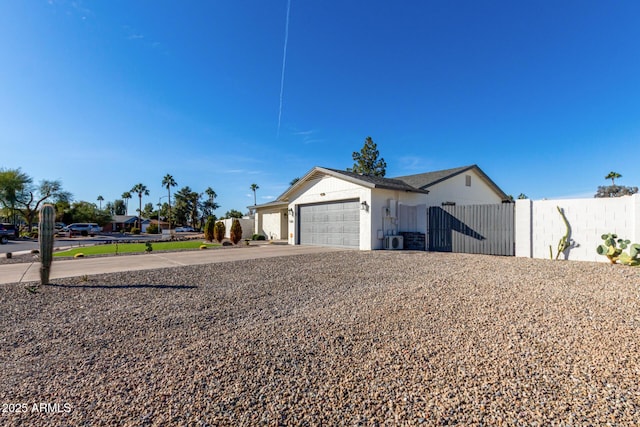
(45, 283), (198, 290)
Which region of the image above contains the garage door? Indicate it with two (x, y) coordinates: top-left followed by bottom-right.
(298, 200), (360, 248)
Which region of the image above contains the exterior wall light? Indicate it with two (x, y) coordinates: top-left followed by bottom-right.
(288, 208), (295, 217)
(360, 201), (369, 212)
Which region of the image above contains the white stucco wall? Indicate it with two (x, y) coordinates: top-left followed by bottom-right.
(222, 218), (254, 240)
(257, 210), (287, 240)
(426, 169), (504, 206)
(285, 175), (429, 250)
(515, 194), (640, 262)
(370, 190), (428, 250)
(286, 176), (372, 249)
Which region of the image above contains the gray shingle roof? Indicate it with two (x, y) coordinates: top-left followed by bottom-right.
(321, 167), (429, 193)
(267, 164), (507, 206)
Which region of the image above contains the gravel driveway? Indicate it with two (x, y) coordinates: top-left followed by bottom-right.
(1, 251), (639, 425)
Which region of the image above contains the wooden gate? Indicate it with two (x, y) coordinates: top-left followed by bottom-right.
(428, 204), (514, 256)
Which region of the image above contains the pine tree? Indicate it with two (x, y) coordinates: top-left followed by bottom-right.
(347, 136), (387, 177)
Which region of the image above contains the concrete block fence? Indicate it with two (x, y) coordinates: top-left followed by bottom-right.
(515, 194), (640, 262)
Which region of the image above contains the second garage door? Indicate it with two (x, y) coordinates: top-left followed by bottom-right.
(298, 200), (360, 248)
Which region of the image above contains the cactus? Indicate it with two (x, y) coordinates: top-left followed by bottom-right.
(596, 233), (639, 266)
(38, 204), (56, 285)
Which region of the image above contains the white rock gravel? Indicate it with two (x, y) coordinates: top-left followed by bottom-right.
(1, 251), (639, 426)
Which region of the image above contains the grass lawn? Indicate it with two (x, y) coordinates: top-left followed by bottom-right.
(54, 240), (220, 257)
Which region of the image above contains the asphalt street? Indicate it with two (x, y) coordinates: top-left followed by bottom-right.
(0, 233), (177, 254)
(0, 243), (344, 285)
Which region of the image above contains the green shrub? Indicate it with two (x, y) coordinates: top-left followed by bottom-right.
(251, 234), (266, 241)
(131, 227), (141, 235)
(146, 223), (159, 234)
(230, 219), (243, 244)
(204, 217), (215, 242)
(213, 221), (225, 243)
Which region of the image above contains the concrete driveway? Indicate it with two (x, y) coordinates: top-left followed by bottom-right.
(0, 244), (346, 285)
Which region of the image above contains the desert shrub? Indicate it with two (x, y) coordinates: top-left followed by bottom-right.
(146, 223), (159, 234)
(213, 221), (225, 243)
(131, 227), (141, 235)
(230, 219), (243, 244)
(251, 234), (266, 241)
(204, 217), (216, 242)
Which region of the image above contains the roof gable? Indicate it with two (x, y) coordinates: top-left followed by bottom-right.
(274, 166), (429, 202)
(394, 164), (508, 200)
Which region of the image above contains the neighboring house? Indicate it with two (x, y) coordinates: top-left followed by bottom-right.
(150, 219), (171, 230)
(104, 215), (139, 233)
(251, 165), (508, 250)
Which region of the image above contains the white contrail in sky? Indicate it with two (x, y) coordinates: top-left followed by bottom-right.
(277, 0), (292, 138)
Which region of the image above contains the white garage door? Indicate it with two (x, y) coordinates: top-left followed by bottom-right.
(298, 200), (360, 248)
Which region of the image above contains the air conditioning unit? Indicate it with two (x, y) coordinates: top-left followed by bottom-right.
(384, 235), (403, 250)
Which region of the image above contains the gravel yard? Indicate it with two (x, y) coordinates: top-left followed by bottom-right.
(1, 251), (640, 425)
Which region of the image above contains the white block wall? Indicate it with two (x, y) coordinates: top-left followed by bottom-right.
(516, 194), (640, 262)
(222, 218), (254, 240)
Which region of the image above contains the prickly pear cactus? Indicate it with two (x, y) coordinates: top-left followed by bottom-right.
(39, 204), (56, 285)
(596, 233), (639, 266)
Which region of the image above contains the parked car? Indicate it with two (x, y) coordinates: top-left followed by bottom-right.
(0, 224), (15, 244)
(174, 226), (196, 232)
(62, 223), (102, 236)
(0, 223), (19, 239)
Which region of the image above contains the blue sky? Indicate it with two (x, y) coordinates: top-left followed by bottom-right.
(2, 1), (639, 215)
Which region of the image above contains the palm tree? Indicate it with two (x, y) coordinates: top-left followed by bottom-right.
(250, 183), (259, 206)
(205, 187), (217, 205)
(605, 171), (622, 186)
(97, 195), (104, 210)
(130, 183), (149, 229)
(289, 177), (300, 186)
(161, 174), (177, 230)
(121, 191), (132, 215)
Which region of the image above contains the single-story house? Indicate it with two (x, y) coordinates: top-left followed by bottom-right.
(251, 165), (508, 250)
(141, 219), (170, 233)
(104, 215), (139, 233)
